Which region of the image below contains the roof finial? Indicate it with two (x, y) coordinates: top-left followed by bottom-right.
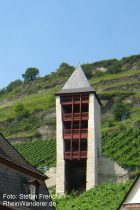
(75, 62), (81, 70)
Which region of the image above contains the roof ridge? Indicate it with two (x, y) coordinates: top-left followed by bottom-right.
(0, 133), (47, 179)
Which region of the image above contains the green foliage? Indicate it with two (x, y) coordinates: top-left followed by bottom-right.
(120, 54), (140, 65)
(56, 63), (74, 77)
(112, 101), (130, 121)
(6, 79), (22, 92)
(105, 116), (114, 128)
(0, 55), (140, 140)
(94, 70), (105, 77)
(107, 64), (122, 74)
(102, 127), (140, 167)
(43, 63), (74, 86)
(82, 64), (94, 79)
(14, 103), (25, 113)
(54, 181), (132, 210)
(14, 139), (56, 168)
(1, 114), (44, 137)
(0, 88), (57, 123)
(98, 91), (134, 102)
(22, 67), (39, 82)
(93, 59), (118, 68)
(90, 69), (140, 85)
(84, 68), (93, 79)
(0, 88), (6, 96)
(13, 127), (140, 170)
(92, 54), (140, 72)
(14, 103), (30, 120)
(0, 80), (22, 96)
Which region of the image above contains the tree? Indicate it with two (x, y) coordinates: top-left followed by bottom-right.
(22, 68), (39, 82)
(112, 101), (130, 121)
(107, 64), (121, 74)
(0, 88), (6, 96)
(56, 63), (74, 77)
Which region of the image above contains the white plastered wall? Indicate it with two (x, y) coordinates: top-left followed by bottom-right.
(86, 94), (101, 190)
(56, 96), (65, 194)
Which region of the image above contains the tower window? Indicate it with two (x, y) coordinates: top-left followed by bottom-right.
(27, 180), (39, 201)
(65, 140), (71, 151)
(81, 139), (87, 151)
(72, 140), (79, 151)
(29, 184), (36, 201)
(73, 104), (80, 113)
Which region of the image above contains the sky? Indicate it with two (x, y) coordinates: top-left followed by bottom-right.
(0, 0), (140, 88)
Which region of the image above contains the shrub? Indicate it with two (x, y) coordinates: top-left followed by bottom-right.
(14, 103), (30, 120)
(56, 63), (74, 77)
(107, 118), (114, 127)
(6, 79), (22, 92)
(34, 130), (42, 138)
(112, 101), (130, 121)
(94, 70), (105, 77)
(107, 64), (122, 74)
(81, 63), (94, 79)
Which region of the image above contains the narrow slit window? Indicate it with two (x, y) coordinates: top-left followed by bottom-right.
(29, 184), (37, 201)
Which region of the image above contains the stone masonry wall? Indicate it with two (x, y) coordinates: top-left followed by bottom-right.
(98, 157), (128, 184)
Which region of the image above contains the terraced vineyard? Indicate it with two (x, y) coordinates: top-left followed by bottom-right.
(14, 139), (56, 169)
(13, 127), (140, 171)
(0, 56), (140, 139)
(102, 127), (140, 168)
(54, 181), (132, 210)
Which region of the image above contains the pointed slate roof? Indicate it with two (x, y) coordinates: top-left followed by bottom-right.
(0, 133), (47, 180)
(59, 65), (93, 94)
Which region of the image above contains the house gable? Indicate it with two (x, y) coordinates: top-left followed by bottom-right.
(0, 133), (46, 180)
(118, 175), (140, 210)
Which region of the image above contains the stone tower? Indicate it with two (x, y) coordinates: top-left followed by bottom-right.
(55, 65), (101, 194)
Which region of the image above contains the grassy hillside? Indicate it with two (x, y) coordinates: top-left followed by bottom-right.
(0, 88), (58, 138)
(0, 55), (140, 139)
(54, 181), (132, 210)
(0, 68), (139, 138)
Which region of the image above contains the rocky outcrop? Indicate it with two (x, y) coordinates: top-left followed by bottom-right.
(37, 124), (56, 139)
(98, 157), (128, 183)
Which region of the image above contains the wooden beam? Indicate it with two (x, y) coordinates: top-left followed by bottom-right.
(124, 203), (140, 208)
(0, 157), (47, 181)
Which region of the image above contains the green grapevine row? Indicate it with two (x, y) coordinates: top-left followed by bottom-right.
(54, 181), (132, 210)
(14, 139), (56, 169)
(14, 127), (140, 171)
(102, 127), (140, 167)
